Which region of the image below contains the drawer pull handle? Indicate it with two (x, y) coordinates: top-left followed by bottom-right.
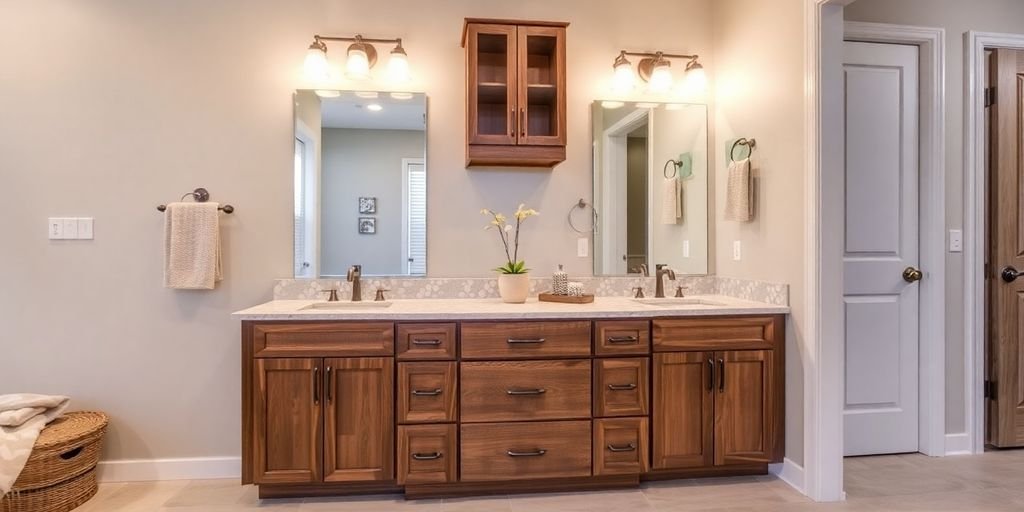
(607, 335), (638, 344)
(607, 383), (637, 391)
(507, 449), (547, 457)
(607, 443), (636, 453)
(412, 452), (442, 461)
(507, 338), (546, 344)
(411, 388), (443, 397)
(506, 388), (547, 396)
(412, 338), (442, 346)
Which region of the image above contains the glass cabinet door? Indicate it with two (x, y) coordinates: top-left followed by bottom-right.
(516, 25), (566, 146)
(467, 24), (517, 146)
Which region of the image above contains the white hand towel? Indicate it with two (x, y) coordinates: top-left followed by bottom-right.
(725, 158), (753, 222)
(661, 177), (683, 225)
(0, 394), (70, 496)
(164, 202), (223, 289)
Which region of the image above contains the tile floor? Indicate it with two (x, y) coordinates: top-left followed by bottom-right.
(75, 450), (1024, 511)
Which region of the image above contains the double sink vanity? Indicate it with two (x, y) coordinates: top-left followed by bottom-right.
(234, 293), (787, 499)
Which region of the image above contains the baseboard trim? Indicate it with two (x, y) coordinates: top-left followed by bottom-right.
(769, 458), (805, 494)
(97, 456), (242, 482)
(945, 432), (972, 456)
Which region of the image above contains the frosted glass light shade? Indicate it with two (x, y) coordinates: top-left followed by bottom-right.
(388, 50), (410, 83)
(611, 61), (635, 93)
(346, 47), (370, 79)
(304, 47), (329, 81)
(685, 65), (707, 93)
(648, 62), (673, 94)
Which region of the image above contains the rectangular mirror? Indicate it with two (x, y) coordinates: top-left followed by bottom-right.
(294, 90), (427, 278)
(591, 101), (709, 276)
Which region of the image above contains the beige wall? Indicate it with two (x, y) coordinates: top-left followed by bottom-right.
(0, 0), (717, 463)
(711, 0), (807, 465)
(844, 0), (1024, 435)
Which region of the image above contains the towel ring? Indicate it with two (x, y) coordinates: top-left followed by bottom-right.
(730, 138), (757, 162)
(663, 159), (682, 179)
(567, 198), (597, 234)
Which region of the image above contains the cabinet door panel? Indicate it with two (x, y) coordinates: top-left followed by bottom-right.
(652, 352), (713, 469)
(516, 25), (566, 146)
(323, 357), (395, 482)
(252, 358), (321, 484)
(714, 350), (775, 465)
(467, 24), (517, 145)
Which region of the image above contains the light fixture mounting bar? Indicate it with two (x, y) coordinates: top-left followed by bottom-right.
(314, 35), (402, 45)
(620, 50), (698, 60)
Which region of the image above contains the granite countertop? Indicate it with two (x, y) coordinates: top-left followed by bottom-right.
(232, 295), (789, 321)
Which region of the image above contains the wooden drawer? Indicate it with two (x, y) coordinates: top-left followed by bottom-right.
(594, 320), (650, 356)
(593, 358), (649, 417)
(653, 316), (781, 352)
(594, 417), (649, 475)
(397, 323), (456, 361)
(460, 321), (591, 359)
(398, 424), (457, 485)
(252, 322), (394, 358)
(461, 360), (591, 422)
(398, 362), (457, 424)
(460, 421), (591, 481)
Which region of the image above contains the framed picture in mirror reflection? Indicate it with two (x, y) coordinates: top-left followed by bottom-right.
(359, 197), (377, 214)
(358, 217), (376, 234)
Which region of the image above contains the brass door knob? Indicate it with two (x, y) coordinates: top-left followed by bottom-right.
(902, 266), (923, 283)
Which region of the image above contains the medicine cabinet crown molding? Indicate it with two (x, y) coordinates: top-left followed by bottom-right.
(461, 18), (568, 168)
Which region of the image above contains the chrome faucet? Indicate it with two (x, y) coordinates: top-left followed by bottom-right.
(655, 264), (676, 298)
(346, 265), (362, 302)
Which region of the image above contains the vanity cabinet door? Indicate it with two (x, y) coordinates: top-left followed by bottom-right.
(652, 352), (713, 469)
(323, 357), (395, 482)
(713, 350), (777, 466)
(252, 358), (321, 484)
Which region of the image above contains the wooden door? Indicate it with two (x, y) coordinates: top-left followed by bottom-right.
(516, 25), (566, 146)
(842, 41), (921, 456)
(713, 350), (774, 465)
(988, 49), (1024, 447)
(252, 358), (321, 484)
(466, 23), (517, 146)
(323, 357), (395, 482)
(652, 352), (713, 469)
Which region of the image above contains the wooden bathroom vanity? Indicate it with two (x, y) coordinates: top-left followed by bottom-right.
(236, 300), (785, 499)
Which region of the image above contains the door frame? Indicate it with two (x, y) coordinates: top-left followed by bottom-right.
(963, 31), (1024, 456)
(842, 22), (947, 459)
(804, 1), (946, 500)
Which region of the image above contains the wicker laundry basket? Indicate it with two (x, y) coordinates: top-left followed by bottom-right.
(2, 411), (109, 512)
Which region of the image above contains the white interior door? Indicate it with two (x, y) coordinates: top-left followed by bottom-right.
(842, 41), (921, 456)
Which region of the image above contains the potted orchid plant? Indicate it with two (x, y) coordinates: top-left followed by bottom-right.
(481, 204), (539, 303)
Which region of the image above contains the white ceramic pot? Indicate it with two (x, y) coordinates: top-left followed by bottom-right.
(497, 273), (530, 304)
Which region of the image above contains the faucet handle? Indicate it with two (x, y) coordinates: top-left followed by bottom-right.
(374, 288), (390, 302)
(320, 289), (340, 302)
(633, 286), (645, 299)
(675, 286), (688, 298)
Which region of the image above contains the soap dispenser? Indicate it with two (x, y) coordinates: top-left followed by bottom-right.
(552, 264), (569, 295)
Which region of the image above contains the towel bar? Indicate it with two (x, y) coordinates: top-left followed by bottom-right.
(157, 187), (234, 213)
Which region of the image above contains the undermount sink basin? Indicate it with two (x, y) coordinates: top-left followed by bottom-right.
(301, 301), (393, 310)
(632, 297), (726, 307)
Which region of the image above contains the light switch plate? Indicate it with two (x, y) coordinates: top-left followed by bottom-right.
(48, 218), (63, 239)
(77, 218), (94, 239)
(733, 240), (742, 261)
(577, 237), (589, 258)
(949, 229), (963, 252)
(682, 240), (690, 258)
(62, 218), (78, 239)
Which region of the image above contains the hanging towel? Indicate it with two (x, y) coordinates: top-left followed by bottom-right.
(163, 202), (223, 289)
(0, 394), (70, 497)
(661, 177), (683, 224)
(725, 158), (754, 222)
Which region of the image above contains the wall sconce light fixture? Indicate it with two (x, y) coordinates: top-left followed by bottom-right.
(610, 50), (705, 95)
(303, 34), (411, 84)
